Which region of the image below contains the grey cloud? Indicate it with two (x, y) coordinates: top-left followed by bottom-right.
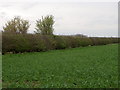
(0, 11), (7, 18)
(21, 2), (40, 10)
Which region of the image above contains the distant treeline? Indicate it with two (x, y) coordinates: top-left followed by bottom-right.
(2, 33), (119, 54)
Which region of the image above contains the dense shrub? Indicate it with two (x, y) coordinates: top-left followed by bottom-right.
(89, 37), (118, 46)
(76, 37), (93, 47)
(0, 32), (2, 52)
(54, 36), (67, 49)
(40, 35), (56, 50)
(2, 33), (46, 53)
(63, 36), (80, 48)
(2, 33), (119, 54)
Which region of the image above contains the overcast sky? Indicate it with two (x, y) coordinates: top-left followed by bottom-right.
(0, 0), (119, 37)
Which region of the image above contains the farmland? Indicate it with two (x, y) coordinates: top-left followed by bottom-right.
(2, 44), (118, 88)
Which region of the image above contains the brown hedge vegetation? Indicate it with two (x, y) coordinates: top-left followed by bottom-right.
(2, 33), (119, 54)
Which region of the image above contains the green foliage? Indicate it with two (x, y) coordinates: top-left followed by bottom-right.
(0, 32), (1, 52)
(54, 36), (67, 49)
(63, 36), (79, 48)
(77, 37), (93, 47)
(89, 37), (118, 45)
(35, 15), (54, 35)
(2, 44), (118, 88)
(3, 16), (30, 34)
(2, 33), (119, 54)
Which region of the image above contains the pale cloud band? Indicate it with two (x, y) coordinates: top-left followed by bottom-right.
(0, 0), (119, 3)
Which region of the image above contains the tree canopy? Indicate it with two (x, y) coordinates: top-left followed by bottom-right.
(3, 16), (30, 34)
(35, 15), (54, 35)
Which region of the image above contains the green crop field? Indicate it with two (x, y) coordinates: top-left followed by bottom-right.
(2, 44), (118, 88)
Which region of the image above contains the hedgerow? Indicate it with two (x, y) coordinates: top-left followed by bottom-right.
(2, 33), (119, 54)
